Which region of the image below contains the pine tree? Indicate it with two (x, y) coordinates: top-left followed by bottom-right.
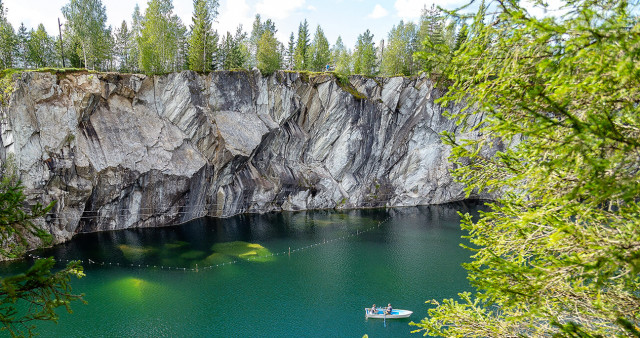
(26, 24), (53, 68)
(293, 19), (310, 70)
(309, 25), (330, 72)
(187, 0), (218, 72)
(218, 25), (247, 70)
(256, 30), (280, 75)
(114, 21), (131, 72)
(331, 36), (351, 75)
(15, 23), (28, 68)
(285, 32), (295, 70)
(352, 29), (376, 76)
(0, 165), (85, 336)
(413, 0), (640, 336)
(381, 21), (418, 76)
(248, 14), (277, 68)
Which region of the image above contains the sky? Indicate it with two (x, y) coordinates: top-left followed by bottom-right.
(2, 0), (473, 49)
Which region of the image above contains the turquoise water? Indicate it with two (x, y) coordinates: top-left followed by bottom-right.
(2, 202), (482, 337)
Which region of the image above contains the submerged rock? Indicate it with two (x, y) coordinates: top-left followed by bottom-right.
(0, 70), (491, 244)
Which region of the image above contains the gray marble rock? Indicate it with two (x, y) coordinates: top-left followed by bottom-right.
(0, 70), (491, 244)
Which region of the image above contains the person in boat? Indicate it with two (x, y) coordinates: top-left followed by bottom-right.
(370, 304), (377, 314)
(385, 303), (393, 314)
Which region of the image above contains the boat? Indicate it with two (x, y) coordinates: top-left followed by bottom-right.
(365, 308), (413, 319)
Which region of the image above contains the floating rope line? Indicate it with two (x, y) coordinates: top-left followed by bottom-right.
(27, 215), (394, 273)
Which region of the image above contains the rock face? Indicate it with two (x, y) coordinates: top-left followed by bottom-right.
(0, 70), (486, 243)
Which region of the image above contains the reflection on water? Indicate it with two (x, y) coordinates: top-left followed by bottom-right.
(1, 201), (487, 337)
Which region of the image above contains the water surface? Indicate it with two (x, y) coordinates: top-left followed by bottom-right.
(2, 202), (483, 337)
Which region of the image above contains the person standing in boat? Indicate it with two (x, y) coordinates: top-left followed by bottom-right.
(385, 303), (392, 314)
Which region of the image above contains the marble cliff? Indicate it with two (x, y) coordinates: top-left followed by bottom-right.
(0, 70), (487, 243)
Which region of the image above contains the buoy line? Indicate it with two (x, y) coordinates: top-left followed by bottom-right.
(27, 215), (394, 273)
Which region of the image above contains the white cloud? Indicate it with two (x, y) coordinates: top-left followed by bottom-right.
(216, 0), (253, 36)
(307, 5), (317, 11)
(394, 0), (429, 20)
(368, 4), (389, 19)
(255, 0), (306, 20)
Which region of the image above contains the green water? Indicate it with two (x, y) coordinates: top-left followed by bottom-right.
(2, 202), (483, 337)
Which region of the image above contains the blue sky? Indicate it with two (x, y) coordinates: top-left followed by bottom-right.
(3, 0), (471, 50)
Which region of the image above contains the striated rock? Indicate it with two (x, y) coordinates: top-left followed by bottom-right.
(0, 70), (491, 244)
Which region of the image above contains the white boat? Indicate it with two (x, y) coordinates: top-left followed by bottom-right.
(365, 308), (413, 319)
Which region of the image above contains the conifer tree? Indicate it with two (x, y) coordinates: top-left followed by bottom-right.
(15, 23), (28, 68)
(26, 24), (54, 68)
(352, 29), (376, 76)
(309, 25), (330, 72)
(187, 0), (218, 72)
(256, 30), (280, 75)
(331, 36), (351, 75)
(114, 21), (132, 72)
(285, 32), (295, 70)
(218, 25), (247, 70)
(413, 0), (640, 336)
(293, 19), (310, 70)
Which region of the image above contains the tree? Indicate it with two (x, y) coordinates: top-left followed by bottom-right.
(114, 21), (132, 72)
(331, 36), (351, 75)
(15, 23), (28, 68)
(129, 4), (143, 72)
(61, 0), (110, 70)
(138, 0), (184, 73)
(293, 19), (310, 70)
(380, 20), (418, 76)
(412, 0), (640, 336)
(187, 0), (218, 72)
(256, 30), (280, 75)
(0, 8), (15, 69)
(218, 25), (247, 70)
(285, 32), (295, 70)
(309, 25), (330, 72)
(0, 162), (84, 336)
(26, 25), (54, 68)
(352, 29), (376, 76)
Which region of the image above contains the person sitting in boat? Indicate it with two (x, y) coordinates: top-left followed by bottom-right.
(370, 304), (377, 314)
(385, 303), (393, 314)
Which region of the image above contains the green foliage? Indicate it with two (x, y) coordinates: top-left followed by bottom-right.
(293, 19), (310, 70)
(0, 164), (85, 336)
(285, 32), (295, 70)
(309, 25), (330, 72)
(248, 14), (277, 68)
(256, 30), (280, 76)
(61, 0), (110, 70)
(187, 0), (218, 72)
(380, 20), (418, 76)
(333, 72), (366, 100)
(26, 25), (54, 69)
(138, 0), (187, 73)
(412, 0), (640, 336)
(0, 6), (15, 70)
(352, 29), (376, 76)
(114, 21), (132, 72)
(218, 26), (248, 70)
(331, 36), (351, 75)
